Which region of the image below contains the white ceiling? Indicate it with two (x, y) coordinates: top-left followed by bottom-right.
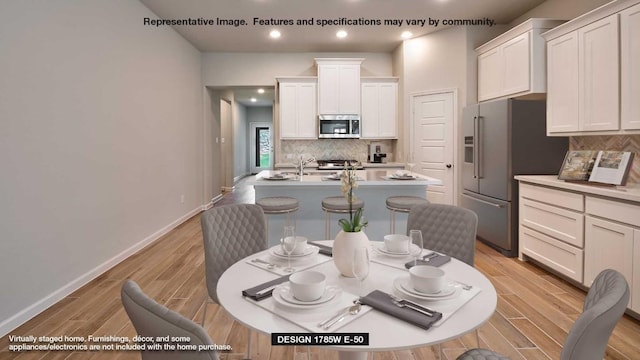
(140, 0), (547, 106)
(139, 0), (547, 53)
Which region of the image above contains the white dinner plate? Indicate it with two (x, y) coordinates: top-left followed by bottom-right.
(322, 174), (341, 180)
(263, 174), (293, 180)
(273, 284), (341, 309)
(269, 245), (319, 259)
(373, 242), (420, 257)
(394, 276), (460, 300)
(390, 174), (416, 180)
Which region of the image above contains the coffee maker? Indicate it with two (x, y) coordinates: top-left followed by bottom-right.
(368, 142), (387, 163)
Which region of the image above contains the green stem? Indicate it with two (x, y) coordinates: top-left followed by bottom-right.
(348, 187), (353, 229)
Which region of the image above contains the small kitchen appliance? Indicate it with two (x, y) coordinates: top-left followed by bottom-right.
(318, 115), (360, 139)
(369, 142), (387, 163)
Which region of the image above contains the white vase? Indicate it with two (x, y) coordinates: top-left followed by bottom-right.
(332, 230), (371, 277)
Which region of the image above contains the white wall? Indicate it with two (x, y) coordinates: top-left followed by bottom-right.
(0, 0), (203, 335)
(202, 52), (394, 86)
(510, 0), (611, 26)
(233, 103), (248, 180)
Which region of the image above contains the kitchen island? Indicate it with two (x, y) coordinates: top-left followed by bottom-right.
(250, 170), (441, 246)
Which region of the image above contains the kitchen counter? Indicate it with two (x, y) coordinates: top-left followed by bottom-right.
(273, 162), (407, 170)
(251, 170), (441, 246)
(514, 175), (640, 203)
(252, 169), (439, 186)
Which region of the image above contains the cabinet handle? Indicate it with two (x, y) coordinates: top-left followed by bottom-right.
(446, 164), (452, 168)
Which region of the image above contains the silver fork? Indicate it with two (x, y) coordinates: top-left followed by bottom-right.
(453, 280), (473, 290)
(389, 295), (434, 317)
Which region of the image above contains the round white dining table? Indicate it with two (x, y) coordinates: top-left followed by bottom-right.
(216, 241), (497, 360)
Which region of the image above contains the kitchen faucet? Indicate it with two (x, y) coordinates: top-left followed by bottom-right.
(297, 155), (315, 179)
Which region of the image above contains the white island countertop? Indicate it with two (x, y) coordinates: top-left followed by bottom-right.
(250, 169), (441, 186)
(250, 170), (441, 246)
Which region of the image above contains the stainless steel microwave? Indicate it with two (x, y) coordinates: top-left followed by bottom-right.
(318, 115), (360, 139)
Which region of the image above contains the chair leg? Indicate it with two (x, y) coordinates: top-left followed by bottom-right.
(325, 210), (330, 240)
(390, 209), (396, 234)
(476, 329), (480, 347)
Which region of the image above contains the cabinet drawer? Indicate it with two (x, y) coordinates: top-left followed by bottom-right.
(520, 183), (583, 211)
(586, 196), (640, 227)
(520, 198), (584, 247)
(520, 227), (584, 282)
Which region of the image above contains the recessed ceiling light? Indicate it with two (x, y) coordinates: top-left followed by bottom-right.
(269, 30), (281, 39)
(336, 30), (348, 39)
(401, 31), (413, 39)
(250, 98), (257, 102)
(257, 88), (265, 94)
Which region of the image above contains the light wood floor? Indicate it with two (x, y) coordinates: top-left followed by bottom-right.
(2, 176), (639, 360)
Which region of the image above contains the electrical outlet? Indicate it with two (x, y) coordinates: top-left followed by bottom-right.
(180, 195), (185, 204)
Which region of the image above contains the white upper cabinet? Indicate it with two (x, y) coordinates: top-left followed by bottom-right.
(544, 0), (640, 136)
(621, 3), (640, 130)
(547, 32), (580, 133)
(316, 58), (363, 115)
(476, 19), (564, 102)
(579, 15), (619, 132)
(278, 77), (317, 139)
(361, 78), (398, 139)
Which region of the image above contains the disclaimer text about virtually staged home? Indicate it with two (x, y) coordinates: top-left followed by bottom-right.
(7, 334), (232, 353)
(142, 16), (497, 28)
(7, 332), (369, 353)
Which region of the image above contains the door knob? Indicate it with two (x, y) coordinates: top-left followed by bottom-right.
(446, 164), (452, 168)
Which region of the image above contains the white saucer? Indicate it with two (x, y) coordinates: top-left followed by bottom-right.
(273, 284), (341, 309)
(373, 242), (420, 257)
(269, 245), (318, 259)
(394, 276), (460, 300)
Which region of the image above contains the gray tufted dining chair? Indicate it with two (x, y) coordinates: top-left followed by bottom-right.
(406, 203), (478, 266)
(457, 269), (630, 360)
(121, 280), (219, 360)
(200, 203), (268, 359)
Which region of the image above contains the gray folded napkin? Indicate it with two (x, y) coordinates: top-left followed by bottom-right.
(405, 254), (451, 269)
(308, 242), (332, 256)
(359, 290), (442, 330)
(242, 275), (290, 301)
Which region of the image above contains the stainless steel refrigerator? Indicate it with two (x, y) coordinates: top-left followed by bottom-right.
(460, 99), (568, 257)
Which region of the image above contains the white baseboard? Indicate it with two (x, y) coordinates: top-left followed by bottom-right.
(0, 206), (205, 337)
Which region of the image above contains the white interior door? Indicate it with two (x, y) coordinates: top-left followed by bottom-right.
(411, 91), (456, 204)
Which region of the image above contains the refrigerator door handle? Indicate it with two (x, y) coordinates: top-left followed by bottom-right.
(461, 193), (506, 208)
(476, 116), (483, 179)
(473, 116), (479, 179)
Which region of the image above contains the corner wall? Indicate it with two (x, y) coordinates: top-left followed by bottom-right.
(0, 0), (203, 335)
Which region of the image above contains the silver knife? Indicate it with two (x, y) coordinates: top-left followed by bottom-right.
(318, 306), (351, 327)
(256, 284), (278, 296)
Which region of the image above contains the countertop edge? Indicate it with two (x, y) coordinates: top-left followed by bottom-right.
(515, 175), (640, 203)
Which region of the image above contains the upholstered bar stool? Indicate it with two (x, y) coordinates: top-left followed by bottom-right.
(386, 196), (429, 233)
(256, 197), (299, 234)
(321, 196), (365, 239)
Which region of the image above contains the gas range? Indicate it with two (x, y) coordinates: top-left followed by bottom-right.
(316, 159), (364, 170)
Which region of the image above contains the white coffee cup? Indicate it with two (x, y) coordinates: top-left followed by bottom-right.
(383, 234), (410, 253)
(284, 236), (308, 255)
(288, 271), (326, 301)
(409, 265), (446, 294)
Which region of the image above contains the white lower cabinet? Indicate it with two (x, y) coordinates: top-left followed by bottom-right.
(518, 180), (640, 312)
(584, 216), (634, 288)
(519, 183), (584, 282)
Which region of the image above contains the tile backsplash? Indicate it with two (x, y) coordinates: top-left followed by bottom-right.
(570, 135), (640, 185)
(279, 139), (394, 163)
